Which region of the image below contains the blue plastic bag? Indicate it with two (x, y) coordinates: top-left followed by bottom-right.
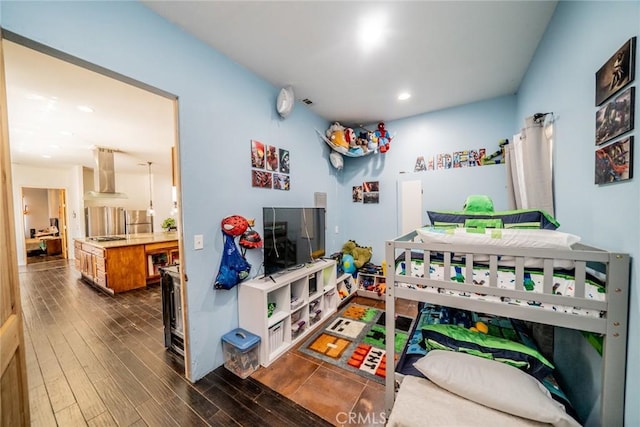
(215, 231), (251, 289)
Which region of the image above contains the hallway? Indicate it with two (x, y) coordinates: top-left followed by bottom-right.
(19, 260), (329, 426)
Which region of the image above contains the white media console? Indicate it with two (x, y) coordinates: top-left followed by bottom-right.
(238, 259), (338, 367)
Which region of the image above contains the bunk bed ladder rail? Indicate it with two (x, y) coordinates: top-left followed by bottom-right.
(600, 252), (629, 426)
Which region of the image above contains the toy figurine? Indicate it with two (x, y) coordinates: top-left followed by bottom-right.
(375, 122), (391, 153)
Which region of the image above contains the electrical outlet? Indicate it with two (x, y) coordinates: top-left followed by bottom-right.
(334, 225), (339, 234)
(194, 234), (204, 250)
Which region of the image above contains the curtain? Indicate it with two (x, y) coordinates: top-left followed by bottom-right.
(505, 115), (555, 216)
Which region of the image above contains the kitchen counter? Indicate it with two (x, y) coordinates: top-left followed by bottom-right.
(75, 232), (178, 249)
(74, 232), (179, 295)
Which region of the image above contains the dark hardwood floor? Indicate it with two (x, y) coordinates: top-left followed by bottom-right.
(20, 260), (331, 426)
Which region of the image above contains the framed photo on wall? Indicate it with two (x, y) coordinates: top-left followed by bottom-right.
(595, 37), (636, 106)
(595, 86), (635, 145)
(595, 136), (633, 184)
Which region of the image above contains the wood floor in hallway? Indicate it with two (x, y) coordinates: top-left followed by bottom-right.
(19, 260), (330, 426)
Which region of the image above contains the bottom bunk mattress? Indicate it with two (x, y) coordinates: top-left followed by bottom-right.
(396, 303), (574, 413)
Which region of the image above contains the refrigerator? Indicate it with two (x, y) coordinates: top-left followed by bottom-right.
(85, 207), (125, 237)
(125, 210), (154, 234)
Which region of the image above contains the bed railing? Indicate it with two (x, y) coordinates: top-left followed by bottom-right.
(384, 231), (630, 426)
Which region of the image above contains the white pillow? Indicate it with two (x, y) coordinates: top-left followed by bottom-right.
(415, 227), (580, 250)
(413, 350), (581, 427)
(415, 227), (580, 269)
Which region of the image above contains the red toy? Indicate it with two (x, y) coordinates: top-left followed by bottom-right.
(375, 122), (392, 153)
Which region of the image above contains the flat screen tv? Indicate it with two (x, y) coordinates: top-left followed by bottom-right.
(263, 207), (326, 276)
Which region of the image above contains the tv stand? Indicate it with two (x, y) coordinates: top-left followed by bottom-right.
(239, 260), (337, 367)
(287, 264), (306, 271)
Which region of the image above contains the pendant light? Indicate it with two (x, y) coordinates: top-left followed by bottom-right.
(146, 161), (155, 216)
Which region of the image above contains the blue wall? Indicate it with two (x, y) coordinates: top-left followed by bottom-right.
(339, 95), (516, 262)
(1, 1), (333, 380)
(3, 3), (637, 425)
(517, 2), (639, 425)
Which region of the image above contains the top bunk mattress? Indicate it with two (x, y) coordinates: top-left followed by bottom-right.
(395, 252), (605, 318)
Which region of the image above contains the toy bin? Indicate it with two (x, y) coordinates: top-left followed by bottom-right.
(221, 328), (261, 379)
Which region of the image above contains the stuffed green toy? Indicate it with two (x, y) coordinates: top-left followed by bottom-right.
(341, 240), (372, 269)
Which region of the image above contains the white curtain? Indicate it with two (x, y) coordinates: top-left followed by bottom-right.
(505, 115), (555, 216)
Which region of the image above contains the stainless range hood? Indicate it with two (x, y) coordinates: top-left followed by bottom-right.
(84, 147), (128, 200)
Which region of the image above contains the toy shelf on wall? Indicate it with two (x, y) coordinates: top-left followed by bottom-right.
(315, 129), (374, 158)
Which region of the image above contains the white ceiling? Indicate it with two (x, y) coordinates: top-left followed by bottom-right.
(5, 1), (557, 172)
(4, 40), (176, 174)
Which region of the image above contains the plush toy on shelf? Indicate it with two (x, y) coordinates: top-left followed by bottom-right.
(341, 240), (373, 270)
(326, 122), (349, 149)
(375, 121), (392, 153)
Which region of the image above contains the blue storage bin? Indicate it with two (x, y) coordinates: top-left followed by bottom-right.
(221, 328), (261, 378)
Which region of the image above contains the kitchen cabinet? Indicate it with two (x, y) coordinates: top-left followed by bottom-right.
(145, 241), (179, 283)
(74, 233), (178, 294)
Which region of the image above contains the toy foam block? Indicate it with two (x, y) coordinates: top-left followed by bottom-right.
(308, 333), (351, 359)
(348, 358), (363, 368)
(350, 353), (365, 362)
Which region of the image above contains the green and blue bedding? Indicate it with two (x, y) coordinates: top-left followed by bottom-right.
(396, 302), (575, 415)
(395, 254), (606, 318)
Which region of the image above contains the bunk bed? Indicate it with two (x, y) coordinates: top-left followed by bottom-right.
(383, 227), (630, 426)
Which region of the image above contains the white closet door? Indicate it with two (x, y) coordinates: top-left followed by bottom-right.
(397, 179), (422, 235)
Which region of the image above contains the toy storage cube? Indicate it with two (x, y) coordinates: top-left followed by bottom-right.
(221, 328), (261, 379)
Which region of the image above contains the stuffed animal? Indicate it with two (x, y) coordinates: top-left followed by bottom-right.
(356, 131), (370, 153)
(341, 253), (356, 274)
(375, 122), (391, 153)
(326, 122), (349, 149)
(345, 127), (364, 156)
(341, 240), (373, 269)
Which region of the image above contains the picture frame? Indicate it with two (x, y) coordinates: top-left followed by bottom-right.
(595, 136), (633, 184)
(595, 86), (635, 145)
(595, 37), (636, 106)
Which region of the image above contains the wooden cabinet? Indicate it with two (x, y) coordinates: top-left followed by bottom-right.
(145, 241), (179, 283)
(239, 260), (337, 367)
(76, 242), (104, 290)
(75, 239), (176, 294)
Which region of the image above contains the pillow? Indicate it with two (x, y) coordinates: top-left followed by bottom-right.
(415, 227), (580, 250)
(414, 350), (581, 427)
(421, 324), (554, 380)
(463, 194), (495, 213)
(427, 209), (560, 230)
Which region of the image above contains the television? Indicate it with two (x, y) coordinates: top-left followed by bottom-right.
(262, 207), (326, 276)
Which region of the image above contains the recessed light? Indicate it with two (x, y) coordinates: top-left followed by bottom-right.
(398, 92), (411, 101)
(49, 144), (60, 149)
(77, 105), (94, 113)
(358, 13), (387, 51)
(42, 154), (52, 159)
(26, 93), (45, 101)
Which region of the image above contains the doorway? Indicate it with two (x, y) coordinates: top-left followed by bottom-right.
(22, 187), (68, 264)
(2, 32), (189, 378)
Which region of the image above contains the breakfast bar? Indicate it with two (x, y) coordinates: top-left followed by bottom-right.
(74, 232), (179, 295)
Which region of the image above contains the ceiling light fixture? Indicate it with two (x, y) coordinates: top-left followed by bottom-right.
(398, 92), (411, 101)
(77, 105), (94, 113)
(41, 154), (51, 159)
(146, 161), (155, 217)
(358, 13), (387, 51)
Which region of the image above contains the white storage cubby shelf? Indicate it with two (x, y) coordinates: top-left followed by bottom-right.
(238, 259), (337, 367)
(356, 272), (386, 300)
(336, 272), (356, 304)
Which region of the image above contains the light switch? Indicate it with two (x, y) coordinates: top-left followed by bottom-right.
(194, 234), (204, 250)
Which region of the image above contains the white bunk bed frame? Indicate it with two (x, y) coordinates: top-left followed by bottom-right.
(384, 230), (630, 426)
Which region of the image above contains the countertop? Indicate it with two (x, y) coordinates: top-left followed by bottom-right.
(75, 232), (179, 249)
